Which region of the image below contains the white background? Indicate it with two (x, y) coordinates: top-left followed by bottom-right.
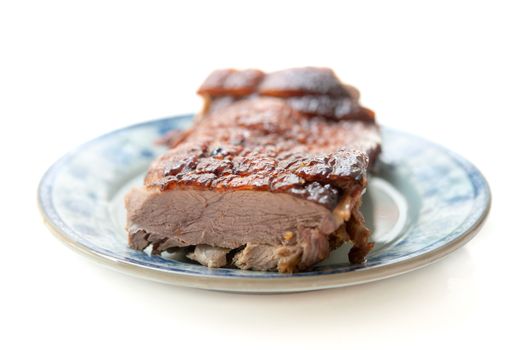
(1, 1), (522, 349)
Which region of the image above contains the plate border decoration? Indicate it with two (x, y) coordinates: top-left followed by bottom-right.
(38, 115), (491, 292)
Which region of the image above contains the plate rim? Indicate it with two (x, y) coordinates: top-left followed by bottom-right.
(37, 115), (492, 293)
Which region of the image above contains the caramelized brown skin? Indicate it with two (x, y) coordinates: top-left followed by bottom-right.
(146, 98), (378, 209)
(198, 69), (264, 96)
(141, 67), (379, 266)
(198, 67), (375, 122)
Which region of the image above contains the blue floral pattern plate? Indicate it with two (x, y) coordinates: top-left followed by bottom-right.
(38, 115), (491, 293)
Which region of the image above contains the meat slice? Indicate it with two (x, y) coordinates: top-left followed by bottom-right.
(197, 69), (264, 96)
(197, 67), (375, 122)
(126, 187), (342, 272)
(259, 67), (349, 96)
(126, 67), (380, 272)
(186, 245), (230, 268)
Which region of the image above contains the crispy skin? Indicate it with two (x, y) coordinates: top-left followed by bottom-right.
(146, 98), (378, 209)
(128, 67), (380, 271)
(197, 69), (264, 96)
(197, 67), (375, 122)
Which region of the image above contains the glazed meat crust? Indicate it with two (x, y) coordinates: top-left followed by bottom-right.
(126, 67), (380, 272)
(146, 98), (379, 209)
(197, 67), (375, 122)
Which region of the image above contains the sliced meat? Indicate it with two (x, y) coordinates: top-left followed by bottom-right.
(186, 245), (230, 268)
(126, 187), (346, 272)
(126, 67), (379, 272)
(197, 69), (264, 96)
(259, 67), (349, 97)
(197, 67), (375, 122)
(233, 244), (280, 271)
(126, 188), (339, 251)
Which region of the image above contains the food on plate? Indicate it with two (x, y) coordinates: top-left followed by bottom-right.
(125, 67), (380, 272)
